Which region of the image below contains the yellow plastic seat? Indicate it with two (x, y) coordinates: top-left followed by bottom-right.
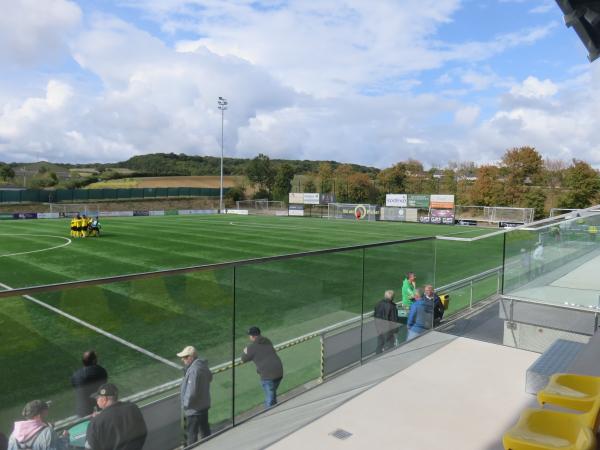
(503, 408), (596, 450)
(537, 373), (600, 429)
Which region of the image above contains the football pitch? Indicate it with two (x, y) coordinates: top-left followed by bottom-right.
(0, 215), (502, 433)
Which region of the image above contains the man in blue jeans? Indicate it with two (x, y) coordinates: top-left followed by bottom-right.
(241, 327), (284, 408)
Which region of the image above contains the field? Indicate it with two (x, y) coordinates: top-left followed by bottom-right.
(86, 175), (247, 189)
(0, 215), (502, 434)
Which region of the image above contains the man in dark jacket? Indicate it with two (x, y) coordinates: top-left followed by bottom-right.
(423, 285), (445, 326)
(241, 327), (284, 408)
(86, 384), (147, 450)
(177, 345), (213, 445)
(71, 350), (108, 417)
(374, 290), (400, 353)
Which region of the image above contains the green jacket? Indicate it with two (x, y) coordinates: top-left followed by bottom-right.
(401, 278), (416, 307)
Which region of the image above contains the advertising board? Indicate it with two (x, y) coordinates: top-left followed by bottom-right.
(430, 194), (455, 209)
(385, 194), (407, 207)
(289, 193), (304, 204)
(303, 193), (320, 205)
(407, 194), (430, 208)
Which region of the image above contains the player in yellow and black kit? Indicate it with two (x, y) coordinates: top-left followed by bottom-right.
(70, 216), (78, 237)
(81, 215), (90, 237)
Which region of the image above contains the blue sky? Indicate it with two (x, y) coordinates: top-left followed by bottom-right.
(0, 0), (598, 168)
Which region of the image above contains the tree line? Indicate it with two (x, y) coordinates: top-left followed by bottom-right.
(1, 147), (599, 216)
(240, 147), (600, 218)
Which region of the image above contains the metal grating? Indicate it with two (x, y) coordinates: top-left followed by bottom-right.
(329, 428), (353, 440)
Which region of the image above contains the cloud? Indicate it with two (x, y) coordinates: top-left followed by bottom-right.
(0, 0), (81, 67)
(509, 76), (558, 98)
(454, 106), (480, 126)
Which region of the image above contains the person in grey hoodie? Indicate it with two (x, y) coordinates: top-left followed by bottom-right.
(8, 400), (69, 450)
(241, 327), (284, 408)
(177, 346), (213, 445)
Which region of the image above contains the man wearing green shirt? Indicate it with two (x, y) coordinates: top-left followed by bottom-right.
(401, 272), (417, 308)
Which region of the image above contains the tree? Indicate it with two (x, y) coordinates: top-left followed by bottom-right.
(318, 162), (334, 193)
(334, 164), (354, 201)
(543, 158), (567, 189)
(438, 168), (457, 194)
(468, 165), (504, 206)
(272, 164), (295, 201)
(303, 177), (317, 193)
(501, 146), (543, 205)
(246, 154), (275, 192)
(558, 159), (600, 208)
(376, 163), (406, 194)
(524, 188), (547, 220)
(347, 173), (377, 203)
(0, 164), (15, 181)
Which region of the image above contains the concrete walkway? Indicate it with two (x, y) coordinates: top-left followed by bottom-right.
(269, 337), (538, 450)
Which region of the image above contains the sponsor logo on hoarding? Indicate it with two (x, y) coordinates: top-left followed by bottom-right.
(133, 210), (150, 216)
(499, 221), (522, 228)
(36, 213), (60, 219)
(226, 209), (249, 215)
(430, 194), (455, 209)
(380, 207), (406, 222)
(457, 219), (478, 226)
(178, 210), (218, 215)
(288, 193), (304, 204)
(149, 210), (165, 216)
(303, 193), (320, 205)
(386, 194), (407, 207)
(0, 214), (13, 220)
(99, 211), (135, 217)
(408, 195), (430, 208)
(419, 216), (430, 223)
(430, 209), (454, 218)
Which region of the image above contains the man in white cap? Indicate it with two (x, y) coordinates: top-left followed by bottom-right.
(177, 345), (213, 445)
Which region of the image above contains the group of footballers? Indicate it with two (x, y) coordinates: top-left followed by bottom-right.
(70, 214), (101, 238)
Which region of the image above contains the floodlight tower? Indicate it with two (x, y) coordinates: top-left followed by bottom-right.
(218, 96), (228, 213)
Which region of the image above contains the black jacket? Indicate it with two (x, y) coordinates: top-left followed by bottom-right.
(374, 298), (400, 334)
(86, 401), (147, 450)
(241, 336), (283, 381)
(71, 364), (108, 417)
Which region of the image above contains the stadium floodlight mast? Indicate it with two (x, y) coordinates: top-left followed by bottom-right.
(218, 96), (228, 213)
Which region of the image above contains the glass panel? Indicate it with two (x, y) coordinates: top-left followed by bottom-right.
(233, 249), (363, 419)
(503, 212), (600, 308)
(0, 267), (234, 448)
(435, 233), (504, 288)
(362, 239), (435, 357)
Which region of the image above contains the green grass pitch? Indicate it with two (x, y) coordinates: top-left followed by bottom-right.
(0, 215), (502, 433)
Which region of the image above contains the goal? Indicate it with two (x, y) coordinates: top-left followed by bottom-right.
(47, 203), (100, 217)
(327, 203), (377, 221)
(455, 205), (534, 225)
(235, 199), (287, 216)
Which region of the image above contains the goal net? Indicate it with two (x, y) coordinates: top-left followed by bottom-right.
(454, 205), (534, 224)
(47, 203), (100, 217)
(235, 199), (287, 216)
(327, 203), (377, 221)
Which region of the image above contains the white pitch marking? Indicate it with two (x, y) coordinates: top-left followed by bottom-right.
(0, 281), (181, 370)
(0, 234), (72, 258)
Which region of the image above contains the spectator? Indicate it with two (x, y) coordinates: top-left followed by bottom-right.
(7, 400), (68, 450)
(71, 350), (108, 418)
(241, 327), (284, 408)
(373, 290), (400, 354)
(177, 345), (213, 445)
(423, 285), (445, 326)
(401, 272), (417, 308)
(86, 384), (147, 450)
(406, 289), (434, 341)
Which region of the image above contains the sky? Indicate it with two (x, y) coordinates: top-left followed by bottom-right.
(0, 0), (599, 168)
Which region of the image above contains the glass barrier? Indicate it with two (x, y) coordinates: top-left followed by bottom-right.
(434, 233), (503, 288)
(233, 249), (363, 419)
(503, 212), (600, 309)
(0, 267), (234, 449)
(362, 240), (435, 358)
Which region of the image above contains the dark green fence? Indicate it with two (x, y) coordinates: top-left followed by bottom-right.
(0, 187), (227, 203)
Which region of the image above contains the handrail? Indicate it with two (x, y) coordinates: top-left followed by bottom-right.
(500, 294), (600, 313)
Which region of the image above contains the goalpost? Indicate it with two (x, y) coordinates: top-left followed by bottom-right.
(47, 203), (100, 217)
(327, 203), (377, 221)
(455, 205), (534, 225)
(235, 199), (287, 216)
